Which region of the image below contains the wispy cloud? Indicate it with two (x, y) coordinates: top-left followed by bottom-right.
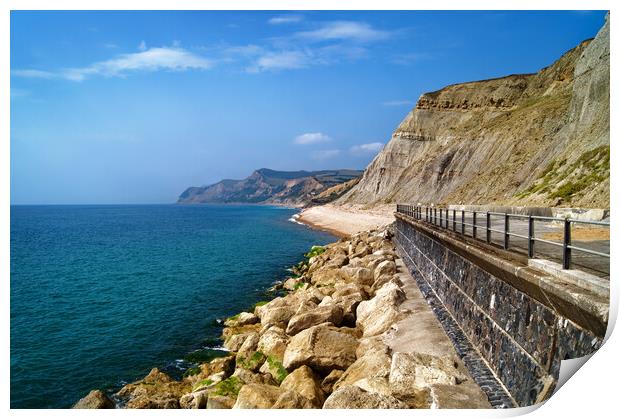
(350, 142), (384, 155)
(13, 46), (213, 82)
(382, 100), (414, 107)
(11, 69), (56, 79)
(294, 132), (332, 145)
(269, 15), (304, 25)
(138, 40), (147, 51)
(248, 50), (310, 72)
(312, 149), (341, 160)
(295, 21), (390, 43)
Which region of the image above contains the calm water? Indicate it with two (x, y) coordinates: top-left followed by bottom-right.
(10, 204), (335, 408)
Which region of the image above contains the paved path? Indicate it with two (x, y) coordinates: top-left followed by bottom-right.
(382, 259), (494, 408)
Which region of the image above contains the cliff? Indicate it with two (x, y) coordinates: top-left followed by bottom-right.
(339, 16), (609, 209)
(178, 168), (363, 207)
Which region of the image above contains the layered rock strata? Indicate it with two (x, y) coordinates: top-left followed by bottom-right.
(339, 16), (609, 209)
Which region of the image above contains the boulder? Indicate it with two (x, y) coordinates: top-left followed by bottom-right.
(372, 274), (403, 293)
(259, 356), (289, 385)
(430, 383), (491, 409)
(323, 386), (407, 409)
(324, 254), (349, 269)
(179, 389), (209, 409)
(331, 282), (368, 299)
(373, 260), (397, 281)
(260, 306), (295, 328)
(280, 365), (325, 408)
(224, 332), (255, 352)
(333, 353), (392, 391)
(236, 333), (259, 360)
(283, 323), (359, 373)
(232, 367), (275, 385)
(283, 277), (301, 291)
(327, 293), (363, 326)
(206, 395), (236, 409)
(117, 368), (191, 409)
(222, 323), (261, 341)
(356, 336), (390, 358)
(342, 267), (374, 286)
(224, 312), (259, 327)
(232, 383), (283, 409)
(209, 355), (236, 377)
(356, 282), (406, 337)
(272, 390), (315, 408)
(321, 369), (344, 394)
(389, 352), (466, 391)
(257, 326), (289, 359)
(286, 304), (344, 335)
(310, 268), (350, 288)
(73, 390), (115, 409)
(350, 243), (372, 259)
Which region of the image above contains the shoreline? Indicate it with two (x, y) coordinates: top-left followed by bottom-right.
(297, 204), (396, 237)
(75, 216), (490, 409)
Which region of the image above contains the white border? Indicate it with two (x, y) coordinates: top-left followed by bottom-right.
(2, 1), (616, 418)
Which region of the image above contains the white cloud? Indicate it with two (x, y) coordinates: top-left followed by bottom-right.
(138, 40), (147, 51)
(295, 21), (390, 43)
(248, 50), (309, 72)
(11, 69), (56, 79)
(13, 46), (213, 82)
(294, 132), (332, 145)
(382, 100), (414, 106)
(350, 142), (384, 155)
(268, 15), (303, 25)
(312, 149), (341, 160)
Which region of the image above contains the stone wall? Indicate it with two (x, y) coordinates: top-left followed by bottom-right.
(394, 216), (603, 407)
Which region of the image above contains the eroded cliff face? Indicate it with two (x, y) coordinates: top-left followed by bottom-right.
(340, 16), (609, 209)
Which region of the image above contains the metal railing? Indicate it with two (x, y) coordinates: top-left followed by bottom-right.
(396, 204), (610, 271)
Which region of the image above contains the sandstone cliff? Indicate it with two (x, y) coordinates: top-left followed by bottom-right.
(178, 168), (363, 207)
(339, 16), (609, 209)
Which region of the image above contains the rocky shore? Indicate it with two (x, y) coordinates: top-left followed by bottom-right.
(74, 225), (487, 409)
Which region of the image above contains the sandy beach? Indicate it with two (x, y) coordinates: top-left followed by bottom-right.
(297, 203), (396, 237)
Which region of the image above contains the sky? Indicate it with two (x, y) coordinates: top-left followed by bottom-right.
(10, 10), (608, 204)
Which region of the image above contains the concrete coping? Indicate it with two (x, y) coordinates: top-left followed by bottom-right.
(395, 213), (609, 338)
(442, 205), (609, 221)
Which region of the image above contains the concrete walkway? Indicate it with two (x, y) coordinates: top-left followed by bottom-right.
(382, 259), (493, 408)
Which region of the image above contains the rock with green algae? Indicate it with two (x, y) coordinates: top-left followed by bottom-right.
(73, 390), (115, 409)
(116, 368), (191, 409)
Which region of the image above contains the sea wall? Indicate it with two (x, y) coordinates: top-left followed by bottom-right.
(394, 214), (605, 406)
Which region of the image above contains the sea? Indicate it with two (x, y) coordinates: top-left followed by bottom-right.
(10, 204), (335, 408)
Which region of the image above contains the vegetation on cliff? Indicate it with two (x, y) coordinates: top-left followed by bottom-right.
(339, 16), (609, 209)
(177, 168), (363, 207)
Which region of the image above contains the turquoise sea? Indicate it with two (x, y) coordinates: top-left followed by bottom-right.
(10, 204), (335, 408)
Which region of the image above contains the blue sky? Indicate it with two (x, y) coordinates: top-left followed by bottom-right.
(10, 10), (607, 204)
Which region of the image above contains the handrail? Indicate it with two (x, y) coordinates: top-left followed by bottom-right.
(396, 204), (610, 271)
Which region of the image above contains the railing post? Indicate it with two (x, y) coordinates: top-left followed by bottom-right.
(434, 208), (437, 225)
(486, 213), (491, 243)
(439, 209), (442, 227)
(461, 210), (465, 234)
(472, 211), (477, 239)
(563, 219), (571, 269)
(504, 214), (510, 250)
(452, 209), (456, 231)
(426, 207), (428, 222)
(528, 215), (534, 258)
